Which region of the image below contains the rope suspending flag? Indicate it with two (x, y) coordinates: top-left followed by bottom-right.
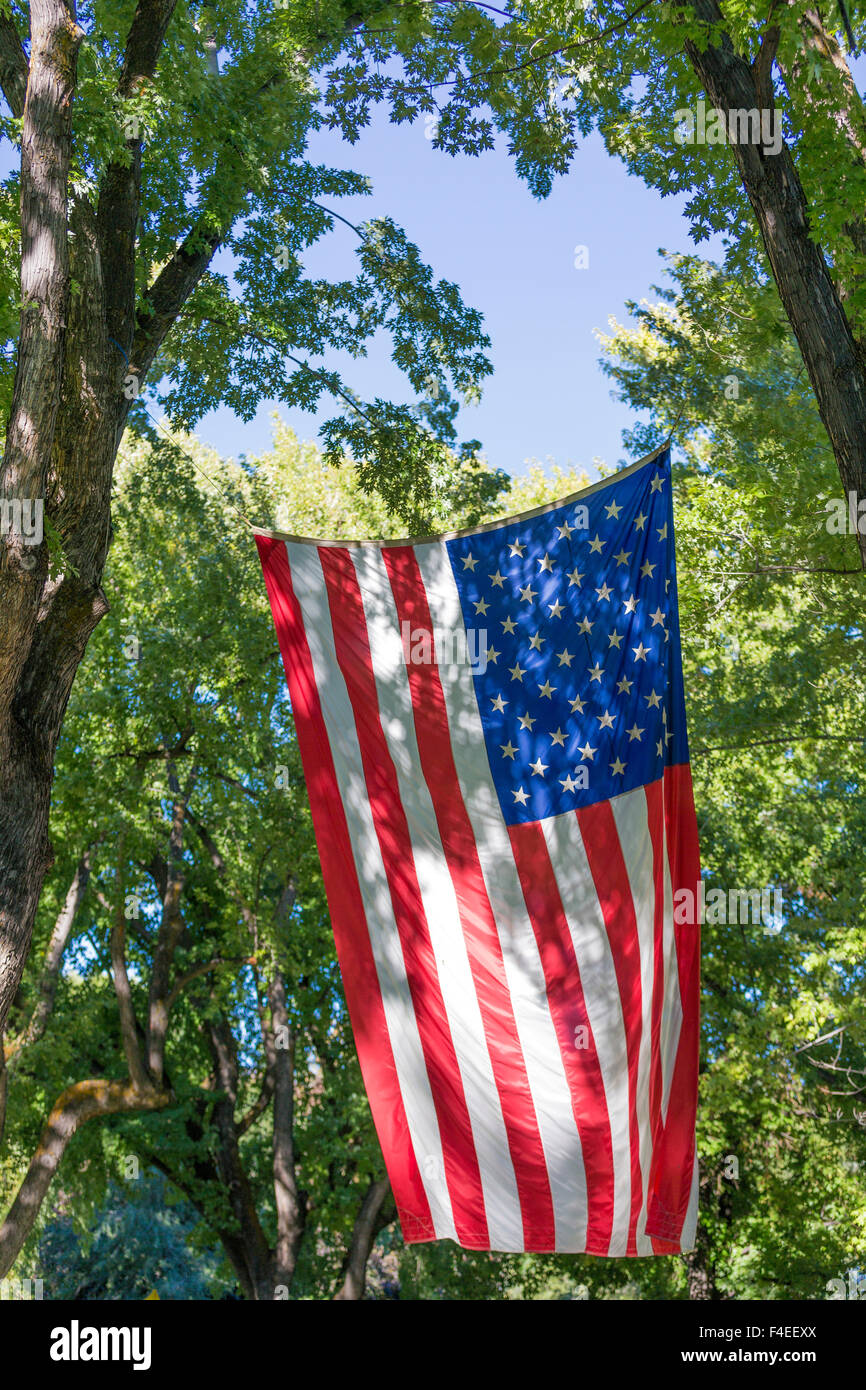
(255, 443), (700, 1255)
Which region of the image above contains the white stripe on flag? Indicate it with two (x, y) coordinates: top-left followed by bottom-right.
(660, 788), (683, 1123)
(540, 809), (633, 1256)
(286, 541), (457, 1241)
(351, 546), (524, 1250)
(610, 788), (658, 1255)
(414, 539), (591, 1252)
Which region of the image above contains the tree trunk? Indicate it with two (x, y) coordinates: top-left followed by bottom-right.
(333, 1178), (394, 1301)
(684, 0), (866, 567)
(206, 1014), (275, 1300)
(0, 0), (88, 1034)
(269, 969), (306, 1294)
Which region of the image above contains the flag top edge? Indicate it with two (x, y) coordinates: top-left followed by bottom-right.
(251, 441), (672, 549)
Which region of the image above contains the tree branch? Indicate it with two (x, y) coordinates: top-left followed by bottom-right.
(146, 761), (197, 1084)
(110, 840), (151, 1093)
(117, 0), (178, 99)
(332, 1178), (395, 1300)
(0, 7), (29, 118)
(7, 849), (92, 1065)
(0, 1076), (170, 1278)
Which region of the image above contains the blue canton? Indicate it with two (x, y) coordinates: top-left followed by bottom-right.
(446, 449), (688, 825)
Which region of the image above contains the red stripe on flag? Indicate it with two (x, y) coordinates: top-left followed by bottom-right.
(643, 779), (669, 1254)
(508, 820), (616, 1255)
(576, 800), (645, 1255)
(254, 536), (434, 1243)
(319, 545), (490, 1249)
(645, 763), (701, 1246)
(383, 545), (556, 1253)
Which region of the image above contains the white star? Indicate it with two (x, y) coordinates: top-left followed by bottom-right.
(501, 740), (518, 759)
(650, 474), (664, 493)
(538, 679), (556, 698)
(489, 569), (505, 588)
(485, 646), (500, 664)
(538, 552), (554, 573)
(491, 694), (507, 712)
(640, 560), (656, 579)
(549, 727), (567, 747)
(577, 616), (594, 635)
(656, 739), (663, 757)
(616, 676), (633, 695)
(578, 741), (597, 762)
(509, 662), (526, 682)
(623, 593), (638, 614)
(595, 582), (613, 601)
(649, 605), (665, 627)
(519, 583), (537, 603)
(548, 599), (564, 618)
(556, 519), (575, 540)
(567, 567), (584, 587)
(588, 662), (604, 683)
(614, 548), (632, 567)
(556, 649), (574, 667)
(474, 597), (490, 615)
(597, 709), (615, 729)
(528, 631), (545, 651)
(508, 539), (526, 557)
(589, 534), (605, 554)
(461, 552), (478, 570)
(626, 722), (645, 741)
(645, 689), (662, 708)
(530, 756), (548, 777)
(569, 695), (586, 714)
(657, 522), (668, 541)
(607, 630), (623, 649)
(560, 772), (579, 793)
(518, 711), (536, 730)
(501, 615), (517, 634)
(634, 512), (647, 531)
(610, 756), (626, 776)
(604, 499), (623, 520)
(512, 786), (529, 805)
(632, 642), (649, 662)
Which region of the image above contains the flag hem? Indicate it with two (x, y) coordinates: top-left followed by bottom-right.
(250, 441), (672, 549)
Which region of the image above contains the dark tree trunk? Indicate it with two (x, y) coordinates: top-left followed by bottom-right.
(685, 0), (866, 567)
(333, 1178), (395, 1301)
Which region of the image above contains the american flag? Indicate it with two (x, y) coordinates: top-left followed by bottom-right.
(255, 444), (700, 1255)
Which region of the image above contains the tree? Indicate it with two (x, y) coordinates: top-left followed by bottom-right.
(597, 250), (866, 1298)
(316, 0), (866, 568)
(0, 424), (504, 1298)
(0, 0), (496, 1032)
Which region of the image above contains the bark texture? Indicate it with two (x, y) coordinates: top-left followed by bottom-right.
(684, 0), (866, 566)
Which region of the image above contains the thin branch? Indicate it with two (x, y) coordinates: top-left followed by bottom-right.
(693, 733), (863, 755)
(7, 849), (94, 1066)
(795, 1025), (847, 1054)
(110, 838), (151, 1093)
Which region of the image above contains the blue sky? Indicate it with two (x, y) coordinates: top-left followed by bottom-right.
(199, 108), (723, 482)
(0, 89), (729, 485)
